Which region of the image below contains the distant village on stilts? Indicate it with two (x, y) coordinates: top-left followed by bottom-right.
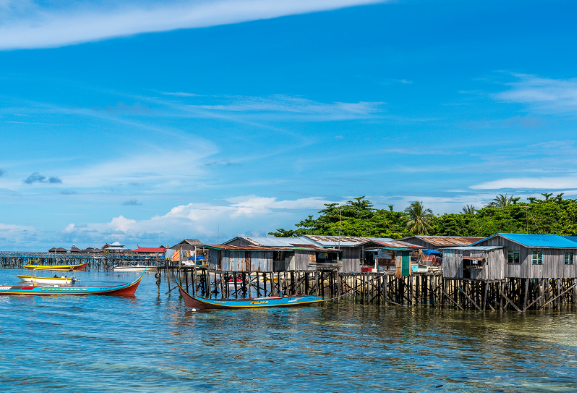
(3, 231), (577, 312)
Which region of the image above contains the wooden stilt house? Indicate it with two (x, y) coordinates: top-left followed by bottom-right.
(469, 233), (577, 279)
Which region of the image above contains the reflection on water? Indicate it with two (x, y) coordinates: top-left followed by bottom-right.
(0, 269), (576, 392)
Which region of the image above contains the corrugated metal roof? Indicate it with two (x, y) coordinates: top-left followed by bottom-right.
(205, 244), (287, 251)
(370, 240), (421, 249)
(565, 236), (577, 244)
(233, 235), (421, 249)
(441, 246), (502, 250)
(403, 236), (483, 247)
(473, 233), (577, 248)
(304, 235), (373, 247)
(236, 236), (318, 247)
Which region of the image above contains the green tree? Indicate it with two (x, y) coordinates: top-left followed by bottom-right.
(462, 205), (476, 215)
(404, 201), (434, 235)
(488, 193), (514, 208)
(269, 193), (577, 240)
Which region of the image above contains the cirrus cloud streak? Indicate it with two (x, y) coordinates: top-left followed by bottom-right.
(0, 0), (385, 50)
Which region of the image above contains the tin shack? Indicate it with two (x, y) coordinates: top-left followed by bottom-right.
(441, 246), (505, 280)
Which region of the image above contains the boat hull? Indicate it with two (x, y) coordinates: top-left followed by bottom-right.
(0, 270), (145, 296)
(176, 280), (323, 310)
(17, 275), (74, 285)
(23, 263), (88, 271)
(113, 266), (157, 272)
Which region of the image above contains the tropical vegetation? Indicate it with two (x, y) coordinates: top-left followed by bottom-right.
(269, 193), (577, 239)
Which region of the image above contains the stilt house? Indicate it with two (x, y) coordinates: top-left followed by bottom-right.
(222, 236), (340, 271)
(207, 244), (289, 272)
(469, 233), (577, 279)
(223, 235), (419, 273)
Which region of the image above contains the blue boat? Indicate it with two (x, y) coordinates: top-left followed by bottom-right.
(175, 277), (323, 310)
(0, 270), (146, 296)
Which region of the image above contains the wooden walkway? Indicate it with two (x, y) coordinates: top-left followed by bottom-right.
(0, 251), (160, 270)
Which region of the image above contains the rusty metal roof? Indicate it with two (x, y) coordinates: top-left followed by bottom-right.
(205, 244), (287, 251)
(224, 236), (318, 247)
(304, 235), (374, 246)
(403, 236), (483, 247)
(369, 240), (422, 249)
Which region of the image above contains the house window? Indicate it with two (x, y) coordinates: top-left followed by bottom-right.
(565, 252), (574, 265)
(508, 251), (520, 264)
(532, 251), (543, 265)
(445, 250), (453, 257)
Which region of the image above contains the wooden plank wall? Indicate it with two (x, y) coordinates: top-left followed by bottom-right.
(442, 248), (505, 280)
(442, 252), (460, 279)
(294, 250), (313, 270)
(341, 247), (362, 273)
(209, 249), (274, 272)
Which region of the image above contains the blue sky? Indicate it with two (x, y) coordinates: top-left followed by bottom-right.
(1, 0), (577, 250)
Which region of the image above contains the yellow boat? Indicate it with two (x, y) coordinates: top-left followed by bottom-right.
(17, 275), (77, 285)
(23, 262), (88, 271)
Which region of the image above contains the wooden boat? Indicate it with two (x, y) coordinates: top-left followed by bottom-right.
(17, 275), (78, 285)
(23, 262), (88, 271)
(175, 277), (322, 310)
(113, 265), (157, 272)
(0, 270), (146, 296)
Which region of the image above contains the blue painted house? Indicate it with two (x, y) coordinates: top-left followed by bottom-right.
(468, 233), (577, 279)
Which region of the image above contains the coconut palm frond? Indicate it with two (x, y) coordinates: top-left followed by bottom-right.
(404, 201), (434, 235)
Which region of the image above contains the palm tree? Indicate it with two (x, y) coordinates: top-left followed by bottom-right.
(488, 193), (513, 208)
(462, 205), (476, 215)
(404, 201), (434, 235)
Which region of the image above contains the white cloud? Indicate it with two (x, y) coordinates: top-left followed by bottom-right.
(62, 223), (76, 233)
(52, 137), (217, 189)
(187, 95), (386, 120)
(59, 195), (332, 244)
(0, 222), (39, 249)
(0, 0), (385, 50)
(226, 195), (329, 216)
(495, 74), (577, 114)
(470, 176), (577, 190)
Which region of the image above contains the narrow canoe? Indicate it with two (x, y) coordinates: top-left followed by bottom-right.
(0, 270), (146, 296)
(17, 275), (77, 285)
(175, 277), (322, 310)
(23, 262), (88, 271)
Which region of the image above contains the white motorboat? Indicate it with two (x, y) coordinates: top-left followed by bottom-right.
(17, 275), (78, 285)
(113, 265), (157, 272)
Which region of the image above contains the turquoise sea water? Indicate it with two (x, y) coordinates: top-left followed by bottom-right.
(0, 269), (576, 392)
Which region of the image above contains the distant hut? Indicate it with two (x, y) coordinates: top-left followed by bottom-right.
(170, 239), (203, 251)
(105, 242), (130, 253)
(55, 247), (68, 253)
(70, 245), (81, 254)
(132, 245), (167, 255)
